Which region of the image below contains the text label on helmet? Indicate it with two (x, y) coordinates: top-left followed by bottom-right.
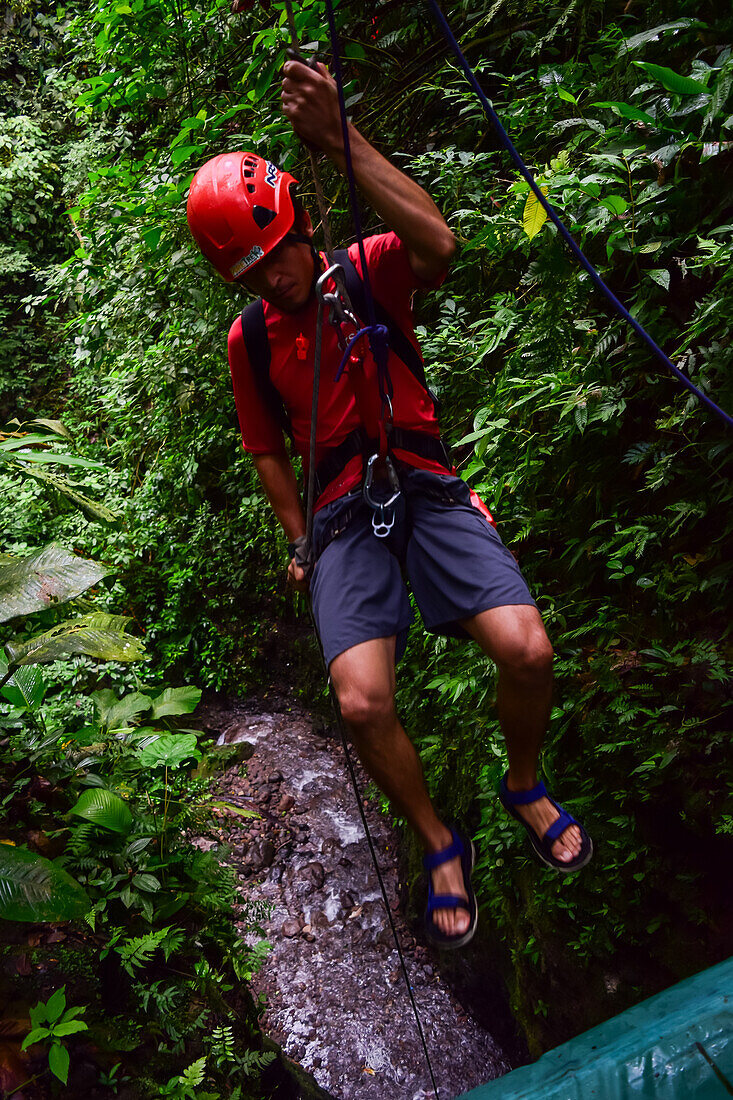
(231, 245), (265, 278)
(264, 161), (279, 187)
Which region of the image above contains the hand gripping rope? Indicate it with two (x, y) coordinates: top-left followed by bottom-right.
(283, 4), (441, 1097)
(425, 0), (733, 431)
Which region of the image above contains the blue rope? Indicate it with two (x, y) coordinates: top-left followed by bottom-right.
(323, 0), (392, 412)
(425, 0), (733, 431)
(334, 324), (390, 382)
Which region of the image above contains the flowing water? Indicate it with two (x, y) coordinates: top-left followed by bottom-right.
(200, 695), (511, 1100)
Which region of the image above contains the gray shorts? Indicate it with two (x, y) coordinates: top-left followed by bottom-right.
(310, 467), (536, 667)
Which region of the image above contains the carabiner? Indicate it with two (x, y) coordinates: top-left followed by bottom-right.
(363, 454), (401, 538)
(316, 263), (358, 350)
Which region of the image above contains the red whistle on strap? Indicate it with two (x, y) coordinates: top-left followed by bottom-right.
(296, 333), (309, 360)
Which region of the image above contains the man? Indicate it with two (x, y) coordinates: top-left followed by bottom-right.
(187, 59), (592, 949)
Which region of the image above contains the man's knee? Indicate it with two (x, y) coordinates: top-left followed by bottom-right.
(337, 682), (395, 732)
(498, 632), (554, 683)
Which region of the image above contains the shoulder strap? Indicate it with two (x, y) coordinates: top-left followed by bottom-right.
(240, 300), (292, 438)
(333, 248), (437, 407)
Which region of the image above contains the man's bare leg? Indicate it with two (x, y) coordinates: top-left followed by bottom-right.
(460, 604), (582, 862)
(329, 636), (470, 939)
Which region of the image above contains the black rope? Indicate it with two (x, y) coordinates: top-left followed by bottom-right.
(304, 295), (324, 557)
(306, 608), (441, 1100)
(281, 4), (439, 1090)
(303, 286), (439, 1098)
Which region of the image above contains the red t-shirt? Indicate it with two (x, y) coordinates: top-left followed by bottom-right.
(227, 232), (447, 510)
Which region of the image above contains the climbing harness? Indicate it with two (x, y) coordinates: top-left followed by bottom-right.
(424, 0), (733, 432)
(238, 256), (452, 538)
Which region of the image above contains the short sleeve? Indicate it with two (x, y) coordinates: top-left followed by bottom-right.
(228, 317), (287, 455)
(350, 232), (447, 316)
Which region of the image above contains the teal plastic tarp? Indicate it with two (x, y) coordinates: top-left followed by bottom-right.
(458, 955), (733, 1099)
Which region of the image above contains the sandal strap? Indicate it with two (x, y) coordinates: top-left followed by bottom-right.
(501, 778), (548, 807)
(544, 808), (577, 842)
(426, 893), (471, 915)
(423, 830), (463, 871)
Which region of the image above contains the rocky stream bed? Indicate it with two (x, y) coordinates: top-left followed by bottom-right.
(199, 695), (512, 1100)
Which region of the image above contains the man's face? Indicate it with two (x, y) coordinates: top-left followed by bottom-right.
(239, 210), (315, 313)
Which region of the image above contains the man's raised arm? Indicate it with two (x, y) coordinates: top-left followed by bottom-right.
(281, 60), (456, 282)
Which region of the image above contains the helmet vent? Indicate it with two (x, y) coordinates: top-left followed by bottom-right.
(252, 205), (277, 230)
(246, 183), (256, 193)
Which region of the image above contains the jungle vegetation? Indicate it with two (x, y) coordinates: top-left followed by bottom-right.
(1, 0), (732, 1093)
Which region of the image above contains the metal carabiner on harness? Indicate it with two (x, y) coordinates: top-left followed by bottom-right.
(316, 263), (358, 351)
(363, 453), (401, 538)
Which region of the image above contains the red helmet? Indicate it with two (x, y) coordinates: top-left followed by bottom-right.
(187, 152), (298, 282)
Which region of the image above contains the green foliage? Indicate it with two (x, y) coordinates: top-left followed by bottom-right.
(395, 0), (733, 1053)
(138, 733), (201, 769)
(105, 924), (186, 976)
(0, 843), (90, 922)
(21, 986), (89, 1085)
(6, 611), (146, 667)
(0, 421), (120, 526)
(0, 542), (110, 622)
(0, 348), (269, 1087)
(68, 788), (134, 833)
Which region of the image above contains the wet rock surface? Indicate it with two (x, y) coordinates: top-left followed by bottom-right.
(201, 696), (510, 1100)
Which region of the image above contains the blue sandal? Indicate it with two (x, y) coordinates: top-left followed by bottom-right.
(423, 828), (478, 949)
(499, 774), (593, 872)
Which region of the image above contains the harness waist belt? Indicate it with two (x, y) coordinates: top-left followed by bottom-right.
(314, 425), (452, 498)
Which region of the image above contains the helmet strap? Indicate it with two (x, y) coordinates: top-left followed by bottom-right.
(285, 231), (314, 246)
(307, 244), (321, 297)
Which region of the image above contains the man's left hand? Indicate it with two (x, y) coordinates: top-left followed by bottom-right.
(281, 60), (342, 156)
(287, 556), (311, 592)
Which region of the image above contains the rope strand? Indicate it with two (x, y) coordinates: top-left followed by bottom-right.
(323, 0), (392, 409)
(283, 3), (439, 1092)
(304, 606), (441, 1100)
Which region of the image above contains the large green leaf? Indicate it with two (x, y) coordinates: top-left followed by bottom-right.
(1, 457), (119, 526)
(68, 789), (133, 833)
(600, 195), (628, 216)
(48, 1042), (70, 1084)
(592, 100), (659, 127)
(0, 845), (90, 922)
(44, 987), (66, 1024)
(0, 662), (46, 709)
(28, 419), (73, 440)
(0, 434), (63, 451)
(5, 613), (145, 667)
(149, 686), (202, 719)
(2, 450), (104, 469)
(137, 734), (200, 769)
(0, 544), (110, 623)
(634, 60), (710, 96)
(93, 689), (152, 729)
(618, 19), (705, 55)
